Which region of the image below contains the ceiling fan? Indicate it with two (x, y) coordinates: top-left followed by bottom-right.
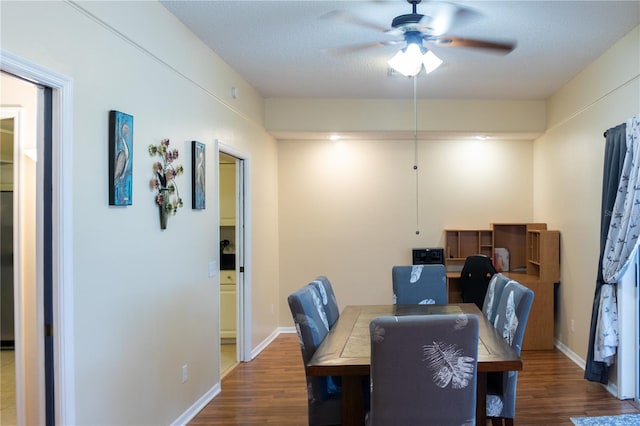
(325, 0), (516, 76)
(390, 0), (515, 51)
(325, 0), (517, 232)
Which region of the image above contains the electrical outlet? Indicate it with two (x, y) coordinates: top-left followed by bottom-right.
(570, 319), (575, 333)
(182, 364), (188, 383)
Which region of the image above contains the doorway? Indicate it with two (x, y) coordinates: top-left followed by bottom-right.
(218, 146), (251, 375)
(1, 73), (41, 426)
(1, 111), (18, 426)
(615, 248), (639, 401)
(219, 152), (238, 376)
(1, 51), (75, 425)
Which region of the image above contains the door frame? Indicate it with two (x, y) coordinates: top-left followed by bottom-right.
(1, 50), (75, 425)
(217, 140), (252, 362)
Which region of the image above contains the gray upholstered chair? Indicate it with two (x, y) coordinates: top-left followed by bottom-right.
(368, 314), (479, 426)
(288, 284), (341, 426)
(482, 273), (511, 323)
(486, 280), (535, 426)
(310, 275), (340, 329)
(392, 264), (447, 305)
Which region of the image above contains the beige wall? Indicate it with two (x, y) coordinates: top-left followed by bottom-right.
(275, 25), (640, 370)
(2, 0), (638, 422)
(278, 137), (533, 324)
(534, 26), (640, 360)
(1, 1), (279, 424)
(266, 98), (546, 134)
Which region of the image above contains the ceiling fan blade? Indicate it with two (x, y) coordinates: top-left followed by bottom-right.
(320, 10), (389, 33)
(321, 40), (402, 57)
(421, 2), (457, 36)
(429, 36), (516, 53)
(420, 2), (482, 36)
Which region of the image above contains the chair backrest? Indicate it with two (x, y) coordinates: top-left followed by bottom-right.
(460, 254), (497, 309)
(310, 275), (340, 328)
(287, 284), (338, 403)
(392, 264), (447, 304)
(493, 280), (534, 354)
(487, 280), (534, 419)
(482, 273), (511, 323)
(369, 314), (479, 426)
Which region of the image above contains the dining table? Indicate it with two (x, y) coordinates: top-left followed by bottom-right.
(306, 303), (523, 426)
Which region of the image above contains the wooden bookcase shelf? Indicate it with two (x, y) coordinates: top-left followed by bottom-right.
(444, 229), (493, 271)
(444, 223), (561, 350)
(527, 229), (560, 282)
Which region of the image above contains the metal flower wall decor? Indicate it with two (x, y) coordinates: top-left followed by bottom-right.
(149, 138), (184, 229)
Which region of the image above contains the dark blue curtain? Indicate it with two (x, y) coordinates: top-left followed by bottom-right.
(584, 123), (627, 383)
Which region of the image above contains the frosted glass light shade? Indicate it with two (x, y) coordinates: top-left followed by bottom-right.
(388, 44), (443, 76)
(388, 43), (424, 77)
(423, 50), (443, 74)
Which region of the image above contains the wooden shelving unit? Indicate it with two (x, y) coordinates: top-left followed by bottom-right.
(492, 223), (547, 273)
(444, 229), (493, 271)
(444, 223), (561, 350)
(527, 229), (560, 282)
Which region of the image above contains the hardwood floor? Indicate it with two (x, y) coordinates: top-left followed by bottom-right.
(190, 333), (640, 426)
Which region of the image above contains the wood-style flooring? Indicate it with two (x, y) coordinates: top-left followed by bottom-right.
(189, 333), (640, 426)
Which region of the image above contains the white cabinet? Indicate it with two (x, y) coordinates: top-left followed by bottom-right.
(220, 271), (236, 340)
(220, 163), (236, 226)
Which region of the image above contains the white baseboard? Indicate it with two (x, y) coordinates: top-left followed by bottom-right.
(554, 339), (620, 398)
(555, 339), (586, 370)
(171, 383), (221, 426)
(606, 382), (619, 398)
(171, 326), (302, 424)
(249, 328), (291, 360)
(249, 327), (297, 358)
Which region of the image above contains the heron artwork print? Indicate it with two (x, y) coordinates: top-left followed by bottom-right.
(192, 141), (205, 210)
(109, 110), (134, 206)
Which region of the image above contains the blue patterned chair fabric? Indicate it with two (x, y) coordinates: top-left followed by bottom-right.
(368, 314), (479, 426)
(392, 264), (447, 305)
(486, 280), (535, 423)
(482, 273), (512, 324)
(310, 275), (340, 329)
(287, 284), (341, 426)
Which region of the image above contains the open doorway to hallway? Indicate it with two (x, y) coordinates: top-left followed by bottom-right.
(1, 70), (49, 426)
(2, 51), (75, 426)
(1, 109), (19, 426)
(219, 151), (240, 377)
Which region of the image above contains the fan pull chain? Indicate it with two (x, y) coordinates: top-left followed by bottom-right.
(413, 74), (420, 235)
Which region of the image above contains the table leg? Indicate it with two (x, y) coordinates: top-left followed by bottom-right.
(477, 372), (487, 425)
(342, 375), (365, 426)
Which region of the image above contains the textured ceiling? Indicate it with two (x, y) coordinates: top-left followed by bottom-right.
(161, 1), (640, 101)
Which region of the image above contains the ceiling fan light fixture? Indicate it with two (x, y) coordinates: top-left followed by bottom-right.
(388, 43), (423, 77)
(423, 50), (443, 74)
(388, 42), (442, 77)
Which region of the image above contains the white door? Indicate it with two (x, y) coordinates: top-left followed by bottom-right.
(616, 249), (639, 400)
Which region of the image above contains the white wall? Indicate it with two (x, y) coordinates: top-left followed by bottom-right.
(278, 137), (533, 324)
(534, 25), (640, 360)
(1, 1), (280, 424)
